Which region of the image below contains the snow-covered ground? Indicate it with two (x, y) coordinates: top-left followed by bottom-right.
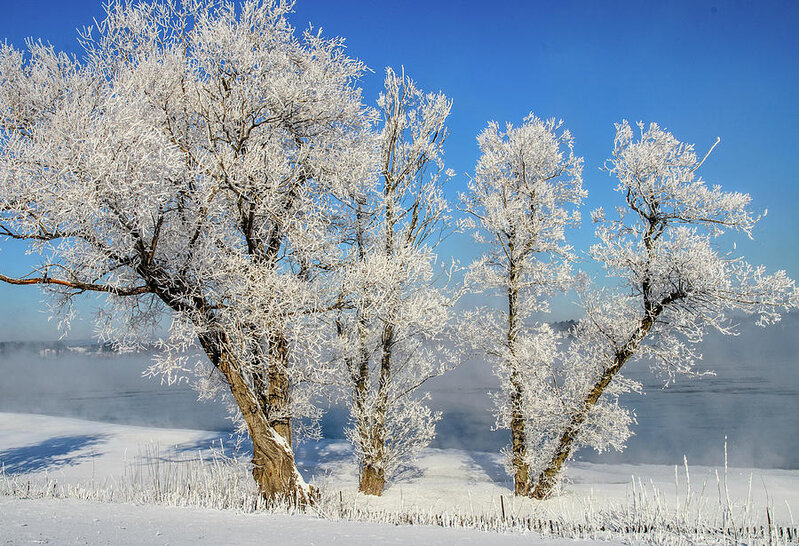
(1, 496), (593, 546)
(0, 412), (216, 483)
(2, 412), (797, 544)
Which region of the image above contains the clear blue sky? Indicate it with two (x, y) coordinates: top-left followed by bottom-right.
(1, 0), (797, 339)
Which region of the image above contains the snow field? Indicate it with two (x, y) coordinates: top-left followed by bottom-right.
(2, 412), (798, 544)
(2, 496), (595, 546)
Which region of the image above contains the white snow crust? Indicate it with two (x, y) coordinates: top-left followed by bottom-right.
(2, 411), (797, 544)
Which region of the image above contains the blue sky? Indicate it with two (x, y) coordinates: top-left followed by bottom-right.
(0, 0), (797, 339)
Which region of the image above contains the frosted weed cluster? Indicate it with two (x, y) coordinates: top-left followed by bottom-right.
(2, 443), (797, 545)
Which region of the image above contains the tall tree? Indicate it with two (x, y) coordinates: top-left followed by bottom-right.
(0, 0), (372, 502)
(460, 114), (585, 496)
(528, 121), (799, 499)
(334, 67), (456, 496)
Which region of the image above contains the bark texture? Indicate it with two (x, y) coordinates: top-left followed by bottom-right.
(359, 463), (386, 496)
(199, 333), (310, 504)
(267, 331), (292, 446)
(507, 253), (530, 495)
(509, 369), (530, 496)
(356, 323), (392, 496)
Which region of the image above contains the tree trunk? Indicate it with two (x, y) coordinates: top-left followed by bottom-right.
(529, 359), (624, 499)
(506, 255), (530, 495)
(340, 311), (381, 496)
(198, 334), (310, 504)
(530, 314), (657, 500)
(354, 330), (387, 495)
(509, 368), (531, 496)
(354, 181), (401, 497)
(250, 425), (308, 505)
(358, 428), (387, 496)
(357, 323), (393, 496)
(359, 462), (386, 496)
(267, 331), (292, 446)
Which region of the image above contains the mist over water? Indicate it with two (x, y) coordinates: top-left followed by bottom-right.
(1, 313), (797, 469)
(0, 349), (232, 432)
(424, 314), (799, 469)
(610, 314), (799, 469)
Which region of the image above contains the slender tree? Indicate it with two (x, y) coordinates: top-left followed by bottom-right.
(528, 121), (799, 499)
(0, 0), (372, 502)
(460, 114), (585, 496)
(334, 67), (457, 496)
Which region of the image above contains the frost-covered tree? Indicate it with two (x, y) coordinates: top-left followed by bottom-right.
(527, 121), (799, 499)
(0, 0), (373, 502)
(334, 67), (457, 496)
(459, 114), (585, 496)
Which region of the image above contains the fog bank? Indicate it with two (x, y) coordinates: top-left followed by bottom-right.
(1, 313), (797, 469)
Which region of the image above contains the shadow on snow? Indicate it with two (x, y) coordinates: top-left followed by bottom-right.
(0, 435), (107, 474)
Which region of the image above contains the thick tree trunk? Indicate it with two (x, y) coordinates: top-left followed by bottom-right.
(198, 334), (310, 504)
(267, 331), (292, 446)
(222, 350), (310, 503)
(358, 422), (387, 495)
(359, 463), (386, 496)
(250, 426), (307, 505)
